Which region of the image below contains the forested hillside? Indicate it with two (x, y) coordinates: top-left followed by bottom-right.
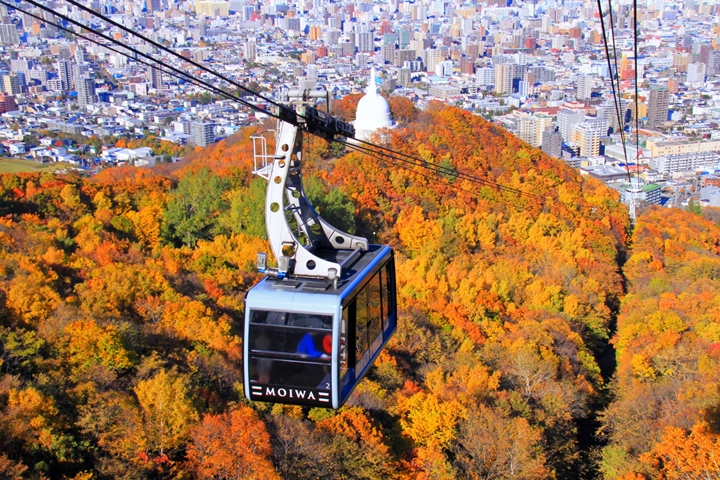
(0, 101), (716, 479)
(600, 207), (720, 479)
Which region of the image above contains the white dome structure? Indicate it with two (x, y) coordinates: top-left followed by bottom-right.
(353, 68), (396, 141)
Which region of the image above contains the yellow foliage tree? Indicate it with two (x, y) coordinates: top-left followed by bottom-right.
(134, 369), (199, 455)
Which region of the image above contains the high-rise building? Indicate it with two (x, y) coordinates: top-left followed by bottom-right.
(357, 32), (374, 53)
(0, 22), (19, 45)
(72, 64), (87, 89)
(324, 29), (341, 45)
(195, 0), (229, 17)
(381, 44), (395, 64)
(686, 63), (706, 84)
(57, 60), (72, 91)
(0, 93), (18, 113)
(2, 73), (24, 96)
(308, 26), (322, 41)
(529, 66), (555, 83)
(476, 67), (494, 86)
(10, 59), (31, 77)
(493, 63), (514, 94)
(647, 85), (669, 129)
(190, 122), (216, 147)
(541, 127), (563, 158)
(576, 74), (593, 101)
(424, 48), (445, 73)
(244, 40), (257, 62)
(76, 77), (96, 107)
(707, 51), (720, 76)
(460, 57), (475, 75)
(395, 49), (415, 67)
(517, 113), (553, 147)
(150, 67), (163, 89)
(557, 108), (585, 142)
(570, 118), (608, 157)
(398, 67), (411, 87)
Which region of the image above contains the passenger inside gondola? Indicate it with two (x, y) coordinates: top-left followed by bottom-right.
(249, 310), (333, 388)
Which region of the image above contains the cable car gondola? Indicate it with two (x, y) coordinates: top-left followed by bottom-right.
(243, 98), (397, 409)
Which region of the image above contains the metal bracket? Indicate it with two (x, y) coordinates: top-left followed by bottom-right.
(259, 118), (368, 280)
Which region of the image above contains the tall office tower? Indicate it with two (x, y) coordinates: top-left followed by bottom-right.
(576, 74), (593, 100)
(382, 33), (397, 46)
(76, 77), (96, 107)
(647, 85), (669, 128)
(244, 39), (257, 61)
(75, 48), (85, 63)
(596, 98), (617, 131)
(190, 122), (216, 147)
(150, 66), (164, 89)
(518, 80), (529, 99)
(21, 11), (36, 31)
(699, 44), (712, 64)
(42, 9), (57, 35)
(357, 32), (374, 53)
(517, 114), (540, 146)
(308, 26), (322, 41)
(57, 60), (72, 91)
(557, 108), (585, 142)
(493, 63), (515, 94)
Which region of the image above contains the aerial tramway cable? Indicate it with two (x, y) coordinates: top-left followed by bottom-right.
(0, 0), (270, 116)
(596, 0), (632, 183)
(5, 0), (285, 122)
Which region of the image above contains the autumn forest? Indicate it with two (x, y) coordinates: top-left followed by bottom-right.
(1, 100), (719, 479)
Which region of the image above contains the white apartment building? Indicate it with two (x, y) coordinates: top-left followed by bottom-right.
(649, 152), (720, 174)
(557, 108), (585, 142)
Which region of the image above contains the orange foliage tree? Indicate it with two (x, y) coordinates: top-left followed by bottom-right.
(187, 406), (279, 480)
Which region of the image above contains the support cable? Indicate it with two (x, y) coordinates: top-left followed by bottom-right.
(596, 0), (632, 184)
(61, 0), (289, 114)
(0, 0), (272, 118)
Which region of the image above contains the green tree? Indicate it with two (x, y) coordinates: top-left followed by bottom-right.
(223, 177), (267, 238)
(305, 175), (357, 234)
(686, 199), (702, 215)
(164, 168), (229, 246)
